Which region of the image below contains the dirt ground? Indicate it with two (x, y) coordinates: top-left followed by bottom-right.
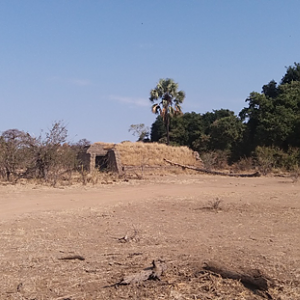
(0, 174), (300, 299)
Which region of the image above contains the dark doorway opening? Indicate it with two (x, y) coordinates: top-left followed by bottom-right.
(95, 155), (108, 171)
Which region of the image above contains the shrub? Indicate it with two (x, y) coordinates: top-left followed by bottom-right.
(201, 150), (229, 170)
(253, 146), (300, 174)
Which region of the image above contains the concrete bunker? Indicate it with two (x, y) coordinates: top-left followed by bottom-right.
(81, 143), (123, 174)
(95, 154), (108, 171)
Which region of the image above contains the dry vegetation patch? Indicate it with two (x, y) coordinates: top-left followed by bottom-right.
(0, 176), (300, 299)
(96, 141), (201, 167)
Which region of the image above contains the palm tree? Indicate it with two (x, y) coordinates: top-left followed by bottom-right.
(150, 78), (185, 145)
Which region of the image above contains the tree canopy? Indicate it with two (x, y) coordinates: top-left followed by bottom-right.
(148, 63), (300, 168)
(149, 78), (185, 145)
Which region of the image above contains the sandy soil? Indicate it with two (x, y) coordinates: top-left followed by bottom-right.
(0, 175), (300, 299)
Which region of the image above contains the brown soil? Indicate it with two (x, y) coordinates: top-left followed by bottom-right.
(0, 175), (300, 299)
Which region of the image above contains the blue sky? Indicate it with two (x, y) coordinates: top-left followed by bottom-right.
(1, 0), (299, 143)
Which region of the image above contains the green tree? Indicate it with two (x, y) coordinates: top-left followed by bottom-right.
(281, 62), (300, 84)
(150, 116), (167, 143)
(170, 112), (204, 148)
(277, 81), (300, 147)
(239, 92), (273, 149)
(239, 71), (300, 151)
(149, 78), (185, 145)
(169, 115), (188, 146)
(262, 80), (279, 98)
(209, 115), (244, 151)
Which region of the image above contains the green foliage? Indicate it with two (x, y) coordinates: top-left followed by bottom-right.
(240, 67), (300, 152)
(150, 78), (185, 145)
(254, 146), (300, 174)
(262, 80), (279, 98)
(151, 109), (244, 166)
(200, 109), (244, 153)
(148, 62), (300, 171)
(281, 62), (300, 85)
(209, 115), (244, 151)
(2, 62), (300, 179)
(150, 116), (166, 142)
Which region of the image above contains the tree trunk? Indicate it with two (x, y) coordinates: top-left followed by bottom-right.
(6, 169), (10, 181)
(203, 261), (274, 292)
(166, 114), (170, 145)
(164, 159), (261, 177)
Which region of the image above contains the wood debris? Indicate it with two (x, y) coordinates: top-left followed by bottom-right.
(117, 260), (167, 285)
(164, 158), (261, 177)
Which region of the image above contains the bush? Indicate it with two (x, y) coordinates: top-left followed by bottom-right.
(201, 150), (229, 170)
(254, 146), (300, 174)
(232, 157), (254, 172)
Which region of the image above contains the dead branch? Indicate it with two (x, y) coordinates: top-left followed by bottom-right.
(164, 159), (261, 177)
(117, 260), (167, 285)
(58, 255), (85, 261)
(203, 261), (273, 292)
(118, 226), (140, 243)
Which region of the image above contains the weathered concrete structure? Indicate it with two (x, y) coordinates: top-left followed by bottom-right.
(80, 144), (123, 174)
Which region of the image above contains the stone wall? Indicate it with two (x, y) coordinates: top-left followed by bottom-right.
(108, 149), (123, 175)
(87, 144), (108, 172)
(85, 144), (123, 174)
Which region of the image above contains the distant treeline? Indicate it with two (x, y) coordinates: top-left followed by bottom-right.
(1, 63), (300, 183)
(150, 63), (300, 172)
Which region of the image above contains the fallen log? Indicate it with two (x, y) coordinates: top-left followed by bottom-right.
(117, 260), (167, 285)
(164, 159), (261, 177)
(58, 255), (85, 261)
(203, 261), (273, 291)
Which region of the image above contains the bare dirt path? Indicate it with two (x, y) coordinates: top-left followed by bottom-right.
(1, 176), (298, 221)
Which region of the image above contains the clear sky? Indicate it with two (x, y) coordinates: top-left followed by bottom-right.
(1, 0), (299, 143)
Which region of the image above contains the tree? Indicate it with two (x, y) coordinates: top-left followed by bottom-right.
(281, 62), (300, 85)
(169, 112), (203, 148)
(0, 129), (37, 181)
(209, 115), (244, 151)
(36, 121), (72, 184)
(150, 116), (166, 142)
(149, 78), (185, 145)
(128, 124), (150, 142)
(239, 79), (300, 151)
(239, 92), (272, 150)
(262, 80), (279, 98)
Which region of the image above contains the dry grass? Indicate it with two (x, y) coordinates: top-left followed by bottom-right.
(94, 141), (116, 150)
(208, 197), (222, 211)
(1, 182), (300, 299)
(93, 142), (202, 178)
(1, 176), (300, 299)
(96, 141), (201, 167)
(8, 170), (121, 188)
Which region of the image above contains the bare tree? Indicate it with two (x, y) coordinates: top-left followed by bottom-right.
(0, 122), (91, 186)
(0, 129), (37, 181)
(35, 121), (74, 185)
(128, 124), (150, 142)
